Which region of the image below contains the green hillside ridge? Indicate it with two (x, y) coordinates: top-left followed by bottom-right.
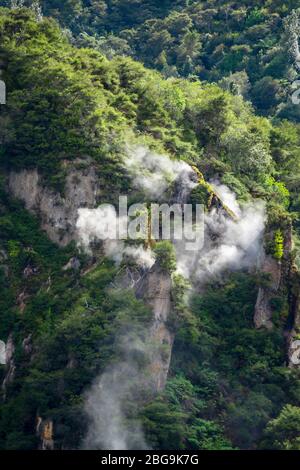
(2, 0), (300, 120)
(0, 6), (300, 450)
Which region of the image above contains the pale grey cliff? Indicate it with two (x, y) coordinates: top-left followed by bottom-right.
(8, 164), (100, 246)
(136, 264), (174, 391)
(2, 333), (15, 398)
(254, 253), (281, 330)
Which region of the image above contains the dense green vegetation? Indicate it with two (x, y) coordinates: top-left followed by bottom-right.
(150, 273), (298, 450)
(1, 6), (300, 202)
(0, 4), (300, 450)
(3, 0), (300, 120)
(0, 179), (153, 449)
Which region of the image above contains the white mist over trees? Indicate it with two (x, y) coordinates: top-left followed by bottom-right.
(175, 182), (266, 283)
(78, 147), (266, 450)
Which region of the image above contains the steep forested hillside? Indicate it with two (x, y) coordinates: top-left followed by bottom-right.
(2, 0), (300, 120)
(0, 4), (300, 451)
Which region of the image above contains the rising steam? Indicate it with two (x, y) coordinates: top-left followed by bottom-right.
(80, 146), (266, 450)
(76, 204), (155, 269)
(82, 332), (151, 450)
(124, 145), (197, 199)
(176, 181), (266, 282)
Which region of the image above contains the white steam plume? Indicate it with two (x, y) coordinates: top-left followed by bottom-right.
(76, 205), (155, 269)
(211, 180), (241, 216)
(176, 181), (266, 283)
(76, 145), (198, 267)
(124, 146), (197, 199)
(79, 146), (266, 450)
(83, 334), (150, 450)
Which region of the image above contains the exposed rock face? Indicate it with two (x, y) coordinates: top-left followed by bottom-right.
(0, 341), (5, 365)
(254, 253), (281, 329)
(283, 224), (293, 260)
(9, 165), (100, 246)
(111, 266), (145, 290)
(255, 225), (294, 330)
(17, 290), (29, 314)
(281, 224), (293, 291)
(36, 417), (54, 450)
(2, 333), (15, 397)
(254, 223), (300, 369)
(62, 257), (81, 271)
(22, 334), (33, 356)
(287, 316), (300, 368)
(0, 249), (7, 262)
(136, 264), (174, 391)
(0, 249), (9, 278)
(286, 266), (300, 368)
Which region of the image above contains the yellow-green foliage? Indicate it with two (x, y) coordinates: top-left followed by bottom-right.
(265, 176), (290, 208)
(274, 229), (284, 261)
(7, 240), (21, 258)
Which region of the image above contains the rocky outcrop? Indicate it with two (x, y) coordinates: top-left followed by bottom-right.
(62, 257), (81, 271)
(8, 163), (100, 246)
(254, 253), (281, 329)
(287, 314), (300, 368)
(190, 166), (238, 220)
(112, 266), (145, 290)
(0, 249), (9, 278)
(286, 266), (300, 367)
(2, 333), (15, 397)
(22, 334), (33, 356)
(17, 290), (29, 314)
(255, 225), (293, 330)
(135, 264), (173, 391)
(0, 340), (5, 365)
(281, 223), (293, 291)
(36, 417), (54, 450)
(254, 222), (300, 369)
